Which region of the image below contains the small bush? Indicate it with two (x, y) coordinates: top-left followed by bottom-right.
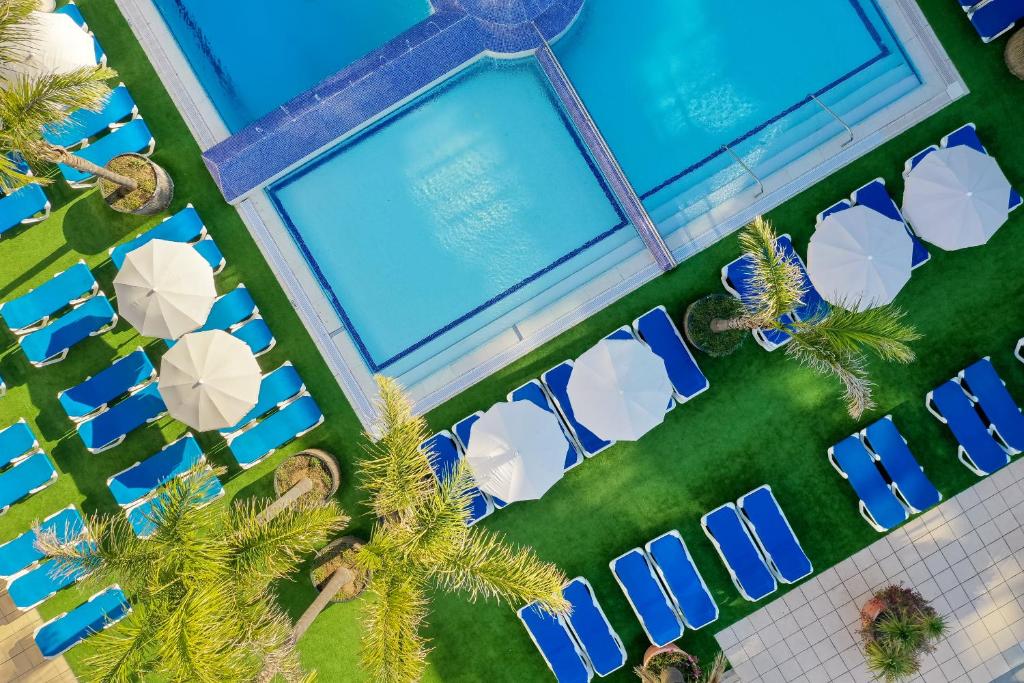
(684, 294), (747, 357)
(636, 650), (702, 683)
(860, 585), (946, 682)
(99, 154), (157, 211)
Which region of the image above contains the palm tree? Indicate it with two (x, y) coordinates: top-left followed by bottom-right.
(709, 216), (920, 418)
(35, 467), (349, 683)
(0, 0), (137, 190)
(344, 376), (569, 683)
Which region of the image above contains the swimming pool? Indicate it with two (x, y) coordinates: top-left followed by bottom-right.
(144, 0), (944, 404)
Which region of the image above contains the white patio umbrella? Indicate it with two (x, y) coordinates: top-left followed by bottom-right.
(902, 146), (1012, 250)
(807, 205), (914, 311)
(114, 239), (216, 340)
(158, 330), (261, 432)
(0, 11), (96, 83)
(567, 338), (673, 442)
(464, 401), (566, 502)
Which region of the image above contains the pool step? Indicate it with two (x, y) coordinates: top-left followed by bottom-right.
(645, 52), (919, 239)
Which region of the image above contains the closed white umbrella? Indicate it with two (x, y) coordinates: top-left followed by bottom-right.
(114, 239), (216, 340)
(902, 146), (1011, 250)
(567, 338), (673, 442)
(807, 205), (913, 311)
(0, 11), (95, 82)
(158, 330), (260, 431)
(464, 402), (566, 502)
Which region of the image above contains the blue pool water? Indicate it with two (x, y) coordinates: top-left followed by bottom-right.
(156, 0), (919, 381)
(151, 0), (431, 131)
(269, 61), (637, 374)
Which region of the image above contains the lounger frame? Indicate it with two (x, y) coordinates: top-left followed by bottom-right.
(700, 503), (777, 601)
(1, 260), (98, 335)
(644, 530), (719, 629)
(33, 584), (131, 660)
(925, 386), (1009, 477)
(0, 453), (58, 515)
(0, 504), (79, 581)
(826, 444), (903, 532)
(515, 601), (594, 683)
(631, 306), (709, 404)
(540, 360), (614, 458)
(957, 356), (1023, 455)
(609, 548), (684, 645)
(861, 415), (943, 514)
(225, 392), (325, 470)
(28, 302), (118, 368)
(736, 485), (813, 584)
(57, 347), (155, 423)
(564, 576), (627, 677)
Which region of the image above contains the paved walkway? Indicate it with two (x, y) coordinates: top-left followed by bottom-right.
(716, 456), (1024, 683)
(0, 590), (75, 682)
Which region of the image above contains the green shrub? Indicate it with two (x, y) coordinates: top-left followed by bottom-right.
(683, 294), (747, 357)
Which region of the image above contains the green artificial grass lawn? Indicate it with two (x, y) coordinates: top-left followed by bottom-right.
(1, 1), (1022, 681)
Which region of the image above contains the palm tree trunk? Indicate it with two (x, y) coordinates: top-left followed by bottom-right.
(292, 566), (354, 643)
(710, 316), (754, 333)
(255, 478), (313, 525)
(42, 144), (139, 190)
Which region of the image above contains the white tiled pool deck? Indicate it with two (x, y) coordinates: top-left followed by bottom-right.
(716, 456), (1024, 683)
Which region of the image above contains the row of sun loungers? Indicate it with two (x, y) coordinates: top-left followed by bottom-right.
(421, 306), (709, 526)
(958, 0), (1024, 42)
(518, 577), (626, 682)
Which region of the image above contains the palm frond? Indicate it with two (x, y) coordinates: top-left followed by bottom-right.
(430, 525), (569, 613)
(359, 376), (435, 520)
(737, 217), (806, 324)
(81, 607), (159, 683)
(0, 0), (39, 65)
(794, 303), (920, 364)
(786, 331), (875, 418)
(360, 569), (430, 683)
(400, 461), (476, 561)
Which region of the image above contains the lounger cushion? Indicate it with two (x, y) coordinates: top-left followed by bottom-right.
(0, 507), (83, 579)
(863, 418), (941, 512)
(34, 587), (130, 659)
(19, 295), (115, 365)
(110, 206), (205, 269)
(931, 381), (1009, 475)
(0, 421), (37, 469)
(220, 364), (302, 434)
(969, 0), (1024, 41)
(76, 383), (167, 452)
(562, 579), (625, 676)
(831, 435), (908, 530)
(228, 395), (322, 468)
(0, 184), (49, 236)
(518, 603), (591, 683)
(611, 549), (684, 646)
(59, 349), (155, 421)
(634, 307), (708, 401)
(233, 317), (274, 356)
(0, 263), (95, 332)
(738, 487), (813, 583)
(42, 84), (136, 148)
(961, 358), (1024, 453)
(542, 363), (613, 456)
(108, 436), (204, 507)
(646, 532), (717, 629)
(9, 551), (92, 610)
(0, 453), (56, 512)
(703, 505), (776, 600)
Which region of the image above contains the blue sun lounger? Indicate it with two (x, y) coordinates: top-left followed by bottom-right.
(562, 578), (626, 677)
(55, 1), (87, 29)
(19, 295), (117, 367)
(701, 504), (777, 601)
(420, 431), (492, 525)
(42, 84), (137, 149)
(168, 287), (257, 346)
(517, 599), (592, 683)
(610, 548), (684, 646)
(644, 531), (718, 630)
(232, 316), (276, 357)
(452, 412), (507, 510)
(107, 435), (204, 507)
(0, 420), (38, 470)
(0, 506), (84, 580)
(0, 261), (98, 334)
(220, 363), (303, 435)
(58, 348), (155, 422)
(968, 0), (1024, 42)
(0, 453), (57, 514)
(959, 357), (1024, 454)
(109, 204), (208, 268)
(508, 380), (584, 471)
(128, 469), (224, 538)
(76, 383), (167, 454)
(862, 417), (941, 514)
(927, 380), (1010, 476)
(227, 393), (323, 469)
(0, 182), (50, 238)
(9, 544), (93, 610)
(541, 362), (614, 457)
(633, 307), (709, 403)
(829, 434), (908, 531)
(59, 118), (155, 188)
(35, 586), (130, 659)
(851, 179), (930, 269)
(737, 486), (813, 584)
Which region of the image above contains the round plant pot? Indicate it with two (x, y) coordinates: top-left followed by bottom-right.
(860, 596), (888, 629)
(101, 153), (174, 215)
(309, 536), (369, 604)
(642, 643), (682, 669)
(684, 293), (747, 357)
(273, 449), (340, 504)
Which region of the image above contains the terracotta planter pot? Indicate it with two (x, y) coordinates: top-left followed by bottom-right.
(860, 596), (888, 629)
(309, 536), (369, 604)
(103, 154), (174, 215)
(273, 449), (341, 504)
(642, 643), (682, 668)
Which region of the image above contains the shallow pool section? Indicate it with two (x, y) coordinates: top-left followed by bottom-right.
(268, 61), (637, 376)
(151, 0), (431, 131)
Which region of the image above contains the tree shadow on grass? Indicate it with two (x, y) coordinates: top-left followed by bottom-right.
(60, 188), (144, 257)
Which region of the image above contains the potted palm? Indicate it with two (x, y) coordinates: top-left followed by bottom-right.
(685, 216), (921, 417)
(0, 1), (172, 213)
(859, 585), (946, 682)
(635, 646), (727, 683)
